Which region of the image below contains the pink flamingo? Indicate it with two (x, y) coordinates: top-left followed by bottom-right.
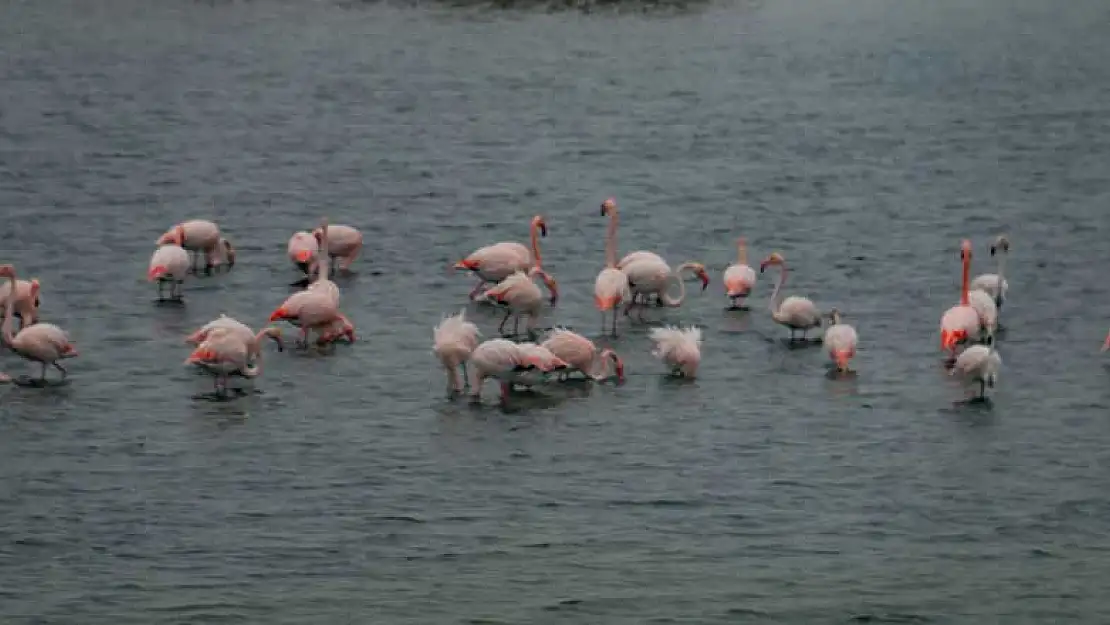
(595, 199), (632, 336)
(454, 215), (547, 300)
(970, 235), (1011, 311)
(147, 244), (190, 302)
(268, 290), (354, 348)
(305, 219), (341, 304)
(823, 308), (859, 372)
(287, 231), (319, 275)
(185, 314), (284, 360)
(0, 265), (77, 383)
(723, 237), (758, 309)
(312, 221), (363, 274)
(465, 338), (562, 404)
(940, 240), (981, 362)
(0, 266), (41, 330)
(184, 328), (267, 396)
(620, 258), (709, 320)
(433, 309), (481, 397)
(950, 344), (1002, 400)
(540, 328), (625, 382)
(156, 219), (235, 275)
(759, 252), (823, 341)
(649, 325), (702, 378)
(476, 261), (558, 337)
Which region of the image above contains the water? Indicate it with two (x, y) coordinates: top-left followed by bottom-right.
(3, 0), (1110, 622)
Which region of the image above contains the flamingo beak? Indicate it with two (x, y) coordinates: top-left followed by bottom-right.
(989, 245), (997, 256)
(184, 347), (216, 364)
(539, 222), (548, 237)
(614, 357), (625, 382)
(147, 266), (166, 281)
(699, 272), (710, 291)
(759, 262), (768, 273)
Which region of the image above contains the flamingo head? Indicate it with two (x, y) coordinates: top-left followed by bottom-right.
(262, 326), (284, 352)
(827, 307), (842, 325)
(61, 342), (78, 357)
(960, 239), (972, 262)
(29, 279), (40, 306)
(601, 348), (625, 383)
(759, 252), (785, 273)
(688, 262), (710, 291)
(530, 267), (559, 305)
(293, 248), (315, 265)
(1102, 330), (1110, 353)
(531, 215), (548, 238)
(990, 235), (1010, 256)
(600, 197), (616, 216)
(312, 218), (330, 244)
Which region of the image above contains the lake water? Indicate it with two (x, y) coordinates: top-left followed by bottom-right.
(2, 0), (1110, 622)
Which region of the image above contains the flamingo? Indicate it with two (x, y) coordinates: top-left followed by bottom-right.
(968, 289), (997, 344)
(823, 308), (859, 372)
(184, 327), (265, 396)
(287, 231), (319, 275)
(595, 198), (632, 336)
(185, 314), (284, 360)
(305, 219), (341, 305)
(759, 252), (822, 341)
(465, 338), (561, 404)
(433, 309), (481, 397)
(950, 344), (1002, 400)
(540, 328), (625, 382)
(454, 215), (547, 300)
(620, 258), (709, 320)
(971, 234), (1010, 312)
(617, 251), (664, 305)
(156, 219), (235, 275)
(312, 221), (363, 273)
(0, 265), (77, 383)
(476, 267), (558, 338)
(0, 267), (40, 330)
(147, 244), (190, 302)
(649, 325), (702, 378)
(510, 343), (569, 389)
(940, 240), (981, 362)
(723, 237), (757, 309)
(268, 290), (353, 348)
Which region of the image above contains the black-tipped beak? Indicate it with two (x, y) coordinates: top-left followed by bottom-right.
(539, 223), (547, 237)
(989, 246), (997, 256)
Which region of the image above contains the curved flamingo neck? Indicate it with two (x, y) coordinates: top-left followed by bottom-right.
(662, 263), (697, 307)
(605, 210), (619, 268)
(960, 253), (970, 306)
(530, 221), (543, 268)
(769, 263), (787, 313)
(1, 272), (16, 344)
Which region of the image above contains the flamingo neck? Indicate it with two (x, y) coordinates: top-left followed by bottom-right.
(605, 210), (618, 268)
(996, 250), (1007, 284)
(769, 264), (787, 313)
(661, 263), (692, 307)
(1, 273), (15, 345)
(530, 222), (543, 269)
(315, 222), (330, 283)
(960, 255), (970, 306)
(738, 241), (747, 266)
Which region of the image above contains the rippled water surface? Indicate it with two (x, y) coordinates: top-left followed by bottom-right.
(3, 0), (1110, 622)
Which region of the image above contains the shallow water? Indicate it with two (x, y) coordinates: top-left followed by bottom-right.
(3, 0), (1110, 622)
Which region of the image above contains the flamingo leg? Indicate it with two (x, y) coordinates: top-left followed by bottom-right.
(53, 362), (67, 380)
(513, 314), (520, 337)
(611, 310), (618, 337)
(500, 381), (510, 404)
(461, 363), (470, 390)
(40, 362), (47, 381)
(157, 281), (164, 301)
(497, 309), (512, 335)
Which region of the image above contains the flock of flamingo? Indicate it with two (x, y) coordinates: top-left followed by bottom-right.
(0, 196), (1049, 403)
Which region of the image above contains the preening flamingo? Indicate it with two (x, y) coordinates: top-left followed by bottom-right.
(950, 344), (1002, 400)
(649, 325), (702, 378)
(466, 338), (562, 404)
(939, 240), (981, 362)
(620, 258), (709, 319)
(147, 244), (190, 302)
(186, 314), (284, 360)
(759, 252), (822, 341)
(971, 234), (1010, 311)
(0, 266), (40, 330)
(540, 328), (625, 382)
(287, 231), (319, 275)
(595, 198), (631, 336)
(184, 327), (266, 395)
(156, 219), (235, 275)
(312, 221), (363, 273)
(476, 267), (558, 338)
(455, 215), (547, 300)
(823, 308), (858, 372)
(723, 237), (757, 309)
(617, 251), (664, 305)
(0, 265), (77, 383)
(433, 309), (481, 397)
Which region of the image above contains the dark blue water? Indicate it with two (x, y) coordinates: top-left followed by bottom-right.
(3, 0), (1110, 622)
